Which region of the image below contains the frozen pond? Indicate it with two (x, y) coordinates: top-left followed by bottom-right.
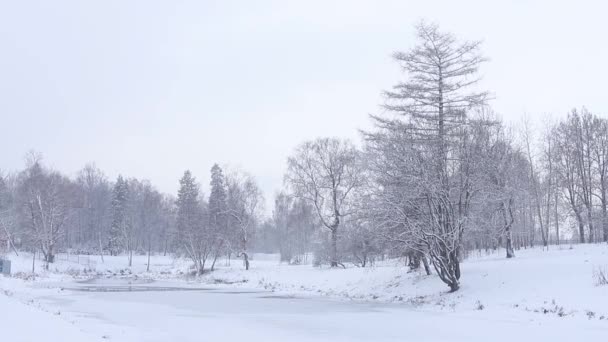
(62, 278), (213, 293)
(31, 278), (607, 342)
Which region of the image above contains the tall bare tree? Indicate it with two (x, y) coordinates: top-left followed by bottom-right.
(285, 137), (362, 267)
(522, 119), (548, 247)
(591, 116), (608, 242)
(17, 157), (73, 269)
(572, 110), (596, 242)
(226, 170), (264, 270)
(554, 116), (586, 243)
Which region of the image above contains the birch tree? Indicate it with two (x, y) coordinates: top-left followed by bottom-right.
(17, 158), (73, 268)
(285, 138), (362, 267)
(226, 170), (264, 270)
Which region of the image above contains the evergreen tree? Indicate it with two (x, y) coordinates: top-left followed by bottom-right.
(209, 164), (227, 230)
(176, 170), (200, 235)
(108, 175), (128, 256)
(208, 164), (228, 269)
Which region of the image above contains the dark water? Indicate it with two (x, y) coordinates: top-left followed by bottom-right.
(67, 285), (213, 292)
(60, 278), (266, 294)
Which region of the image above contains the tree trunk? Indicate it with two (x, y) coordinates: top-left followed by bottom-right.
(505, 232), (515, 258)
(453, 251), (461, 280)
(586, 204), (594, 243)
(243, 252), (249, 271)
(98, 233), (105, 263)
(330, 227), (338, 267)
(194, 258), (201, 275)
(602, 190), (608, 242)
(502, 200), (515, 258)
(449, 282), (460, 292)
(555, 191), (560, 245)
(409, 253), (421, 270)
(422, 255), (431, 275)
(211, 254), (218, 271)
(146, 240), (151, 272)
(576, 209), (586, 243)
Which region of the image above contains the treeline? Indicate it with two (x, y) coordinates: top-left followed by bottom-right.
(1, 22), (607, 292)
(0, 155), (263, 274)
(0, 157), (176, 267)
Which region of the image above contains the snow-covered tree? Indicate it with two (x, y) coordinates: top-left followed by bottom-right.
(16, 156), (73, 268)
(75, 163), (111, 257)
(108, 175), (128, 257)
(368, 22), (489, 291)
(225, 169), (264, 270)
(285, 137), (362, 267)
(208, 164), (228, 270)
(176, 170), (210, 274)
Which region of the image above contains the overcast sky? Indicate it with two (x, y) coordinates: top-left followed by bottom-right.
(1, 0), (607, 208)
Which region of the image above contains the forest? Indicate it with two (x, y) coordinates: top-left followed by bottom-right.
(1, 23), (607, 293)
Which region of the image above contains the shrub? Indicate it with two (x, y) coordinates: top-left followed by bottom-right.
(593, 266), (608, 286)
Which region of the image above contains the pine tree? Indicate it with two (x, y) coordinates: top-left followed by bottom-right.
(176, 170), (200, 235)
(209, 164), (227, 229)
(208, 164), (228, 269)
(108, 175), (128, 256)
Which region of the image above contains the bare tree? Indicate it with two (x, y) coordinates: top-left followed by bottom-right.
(482, 122), (530, 258)
(16, 158), (73, 269)
(176, 170), (211, 275)
(271, 192), (317, 264)
(75, 163), (111, 259)
(591, 116), (608, 242)
(554, 116), (586, 243)
(521, 119), (548, 247)
(572, 110), (596, 242)
(225, 170), (264, 270)
(285, 138), (362, 267)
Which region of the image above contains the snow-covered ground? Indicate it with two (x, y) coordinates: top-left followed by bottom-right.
(4, 252), (187, 279)
(0, 286), (100, 342)
(200, 244), (608, 319)
(1, 244), (607, 341)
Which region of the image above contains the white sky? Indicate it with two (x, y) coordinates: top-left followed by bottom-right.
(1, 0), (608, 207)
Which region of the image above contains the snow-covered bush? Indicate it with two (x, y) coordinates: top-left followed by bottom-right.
(593, 266), (608, 286)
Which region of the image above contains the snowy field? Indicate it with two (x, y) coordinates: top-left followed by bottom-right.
(1, 244), (608, 341)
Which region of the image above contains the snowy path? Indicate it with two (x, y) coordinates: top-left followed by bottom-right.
(16, 278), (607, 342)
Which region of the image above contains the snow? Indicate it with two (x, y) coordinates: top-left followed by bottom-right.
(0, 282), (100, 342)
(2, 252), (194, 289)
(201, 244), (608, 318)
(1, 244), (608, 341)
